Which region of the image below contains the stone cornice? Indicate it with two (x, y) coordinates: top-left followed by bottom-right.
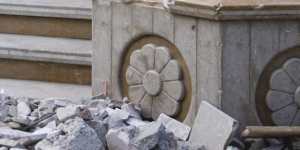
(170, 0), (300, 20)
(0, 0), (92, 19)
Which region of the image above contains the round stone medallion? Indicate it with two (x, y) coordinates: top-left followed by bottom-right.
(256, 47), (300, 126)
(143, 70), (161, 96)
(124, 43), (185, 120)
(121, 36), (193, 122)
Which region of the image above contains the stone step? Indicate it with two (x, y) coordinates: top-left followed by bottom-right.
(0, 78), (91, 102)
(0, 33), (91, 85)
(0, 0), (92, 39)
(0, 33), (91, 65)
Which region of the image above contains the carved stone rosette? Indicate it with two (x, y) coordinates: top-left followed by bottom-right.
(125, 44), (185, 119)
(266, 58), (300, 125)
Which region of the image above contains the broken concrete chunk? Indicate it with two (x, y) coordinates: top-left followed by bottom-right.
(36, 117), (104, 150)
(131, 122), (165, 150)
(0, 127), (47, 144)
(0, 147), (8, 150)
(86, 120), (108, 147)
(126, 118), (148, 127)
(189, 101), (238, 150)
(107, 108), (130, 129)
(7, 122), (22, 129)
(157, 113), (191, 141)
(17, 101), (31, 117)
(87, 99), (109, 109)
(121, 103), (141, 119)
(9, 148), (28, 150)
(0, 138), (22, 148)
(8, 106), (17, 117)
(157, 131), (177, 150)
(56, 105), (80, 122)
(106, 126), (137, 150)
(176, 141), (206, 150)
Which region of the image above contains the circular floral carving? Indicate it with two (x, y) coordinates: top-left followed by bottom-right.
(125, 44), (184, 119)
(266, 58), (300, 125)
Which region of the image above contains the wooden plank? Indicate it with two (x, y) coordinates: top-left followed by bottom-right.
(153, 8), (174, 42)
(92, 1), (112, 95)
(174, 15), (197, 126)
(222, 21), (255, 127)
(197, 19), (222, 108)
(111, 2), (132, 100)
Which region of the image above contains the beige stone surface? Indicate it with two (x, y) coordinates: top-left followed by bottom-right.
(126, 66), (143, 85)
(155, 47), (171, 73)
(142, 71), (161, 96)
(160, 60), (181, 81)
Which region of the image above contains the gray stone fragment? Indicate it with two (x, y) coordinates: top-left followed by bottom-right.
(262, 144), (285, 150)
(107, 108), (130, 129)
(189, 101), (238, 150)
(130, 122), (165, 150)
(0, 147), (8, 150)
(106, 126), (137, 150)
(8, 106), (17, 117)
(157, 131), (177, 150)
(226, 146), (240, 150)
(86, 120), (108, 147)
(121, 103), (141, 119)
(56, 105), (80, 122)
(87, 99), (109, 109)
(176, 141), (206, 150)
(7, 122), (21, 129)
(35, 117), (104, 150)
(157, 113), (191, 141)
(125, 118), (148, 127)
(17, 101), (31, 117)
(0, 138), (22, 148)
(248, 139), (265, 150)
(10, 148), (27, 150)
(0, 128), (47, 144)
(13, 115), (36, 126)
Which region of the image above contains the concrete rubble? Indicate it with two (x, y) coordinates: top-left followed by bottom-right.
(0, 93), (297, 150)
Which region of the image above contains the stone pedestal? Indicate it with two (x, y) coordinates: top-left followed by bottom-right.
(93, 0), (300, 127)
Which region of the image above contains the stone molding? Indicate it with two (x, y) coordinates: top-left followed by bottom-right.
(0, 0), (92, 19)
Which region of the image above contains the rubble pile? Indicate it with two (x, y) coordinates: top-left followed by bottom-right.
(0, 93), (298, 150)
(0, 93), (205, 150)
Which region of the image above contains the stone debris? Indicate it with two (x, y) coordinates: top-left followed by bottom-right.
(0, 93), (296, 150)
(157, 113), (191, 141)
(56, 105), (80, 122)
(189, 101), (239, 150)
(0, 93), (202, 150)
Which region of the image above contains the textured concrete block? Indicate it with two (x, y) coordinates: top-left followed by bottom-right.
(189, 101), (238, 150)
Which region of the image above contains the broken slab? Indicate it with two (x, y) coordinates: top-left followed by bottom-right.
(56, 105), (80, 122)
(106, 126), (136, 150)
(157, 113), (191, 141)
(130, 122), (165, 150)
(189, 101), (238, 150)
(17, 101), (31, 117)
(35, 117), (104, 150)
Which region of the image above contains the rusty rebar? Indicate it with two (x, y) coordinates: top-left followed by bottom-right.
(241, 126), (300, 138)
